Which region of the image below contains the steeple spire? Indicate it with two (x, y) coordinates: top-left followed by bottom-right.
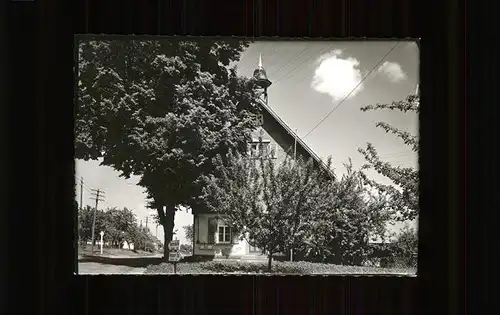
(252, 53), (272, 105)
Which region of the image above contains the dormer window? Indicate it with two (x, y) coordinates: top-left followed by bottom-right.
(257, 114), (264, 126)
(247, 140), (278, 159)
(248, 142), (260, 158)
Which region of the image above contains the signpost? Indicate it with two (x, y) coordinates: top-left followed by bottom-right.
(168, 240), (181, 274)
(99, 231), (104, 255)
(168, 239), (180, 251)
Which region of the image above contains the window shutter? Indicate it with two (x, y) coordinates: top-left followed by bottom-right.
(224, 227), (231, 243)
(208, 218), (216, 244)
(195, 217), (200, 243)
(231, 228), (238, 244)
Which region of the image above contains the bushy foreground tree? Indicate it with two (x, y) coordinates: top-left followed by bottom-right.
(202, 149), (327, 271)
(202, 145), (391, 270)
(299, 160), (391, 265)
(388, 224), (418, 268)
(358, 94), (420, 222)
(76, 38), (260, 260)
(183, 225), (194, 243)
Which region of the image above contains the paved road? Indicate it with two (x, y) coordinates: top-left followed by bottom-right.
(78, 262), (146, 275)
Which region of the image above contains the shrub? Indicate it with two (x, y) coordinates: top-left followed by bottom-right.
(298, 161), (391, 266)
(180, 244), (193, 255)
(144, 260), (416, 275)
(271, 261), (308, 274)
(200, 260), (309, 274)
(386, 225), (418, 268)
(144, 262), (212, 275)
(221, 248), (232, 259)
(181, 255), (214, 263)
(201, 261), (264, 273)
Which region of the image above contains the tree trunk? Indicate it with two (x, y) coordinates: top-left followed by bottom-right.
(267, 253), (273, 272)
(159, 205), (176, 262)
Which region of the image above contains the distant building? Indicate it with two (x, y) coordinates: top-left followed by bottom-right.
(122, 240), (135, 250)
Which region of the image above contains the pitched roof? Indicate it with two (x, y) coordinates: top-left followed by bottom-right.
(257, 99), (336, 179)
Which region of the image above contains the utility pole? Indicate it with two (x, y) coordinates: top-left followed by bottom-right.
(79, 177), (84, 246)
(90, 188), (105, 253)
(294, 129), (298, 161)
(291, 129), (298, 262)
(146, 216), (148, 229)
(79, 177), (84, 210)
(156, 224), (158, 238)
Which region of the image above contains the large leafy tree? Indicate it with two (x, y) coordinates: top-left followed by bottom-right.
(202, 148), (329, 272)
(103, 207), (137, 248)
(183, 225), (193, 243)
(358, 94), (419, 222)
(301, 160), (391, 265)
(78, 206), (110, 247)
(127, 225), (158, 252)
(202, 148), (391, 268)
(78, 205), (160, 252)
(76, 38), (260, 260)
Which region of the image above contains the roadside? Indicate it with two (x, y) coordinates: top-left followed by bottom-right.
(78, 253), (164, 269)
(78, 262), (147, 275)
(78, 245), (159, 258)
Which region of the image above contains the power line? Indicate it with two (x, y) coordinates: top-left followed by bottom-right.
(267, 46), (311, 78)
(236, 43), (283, 76)
(240, 43), (282, 74)
(379, 151), (416, 157)
(272, 50), (315, 83)
(274, 44), (336, 85)
(75, 176), (97, 208)
(74, 173), (99, 193)
(302, 42), (400, 140)
(288, 44), (338, 86)
(83, 184), (94, 194)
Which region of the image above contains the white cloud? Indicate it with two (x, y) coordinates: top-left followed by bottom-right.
(311, 50), (364, 102)
(377, 61), (407, 83)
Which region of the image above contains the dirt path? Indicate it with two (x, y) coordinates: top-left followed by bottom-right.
(78, 262), (146, 275)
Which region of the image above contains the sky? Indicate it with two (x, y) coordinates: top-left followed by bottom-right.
(75, 40), (420, 245)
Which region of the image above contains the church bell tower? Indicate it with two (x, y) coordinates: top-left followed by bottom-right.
(252, 54), (272, 105)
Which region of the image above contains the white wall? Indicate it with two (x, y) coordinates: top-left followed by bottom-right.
(194, 213), (250, 256)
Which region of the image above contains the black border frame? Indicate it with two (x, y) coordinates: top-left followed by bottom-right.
(5, 0), (465, 314)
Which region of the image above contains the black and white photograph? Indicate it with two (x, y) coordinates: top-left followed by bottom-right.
(75, 37), (419, 275)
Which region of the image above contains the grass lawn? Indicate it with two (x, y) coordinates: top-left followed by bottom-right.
(78, 245), (159, 257)
(144, 260), (416, 275)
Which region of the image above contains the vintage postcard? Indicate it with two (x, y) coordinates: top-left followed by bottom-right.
(75, 37), (419, 275)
